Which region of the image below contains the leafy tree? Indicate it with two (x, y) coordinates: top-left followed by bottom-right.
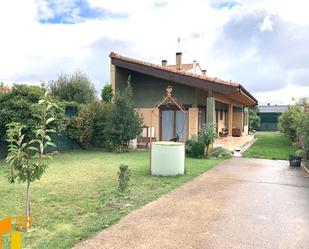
(249, 106), (260, 131)
(5, 94), (58, 229)
(198, 123), (218, 157)
(101, 84), (113, 103)
(48, 71), (96, 104)
(67, 104), (95, 149)
(106, 77), (143, 152)
(278, 105), (304, 141)
(0, 84), (65, 142)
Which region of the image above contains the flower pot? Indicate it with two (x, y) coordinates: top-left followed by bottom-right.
(289, 155), (302, 167)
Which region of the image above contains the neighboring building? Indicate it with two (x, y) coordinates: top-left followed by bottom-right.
(258, 105), (289, 131)
(110, 52), (258, 142)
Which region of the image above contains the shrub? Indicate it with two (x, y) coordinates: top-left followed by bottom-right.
(101, 84), (113, 103)
(212, 147), (233, 159)
(0, 84), (65, 142)
(118, 164), (131, 192)
(67, 104), (95, 149)
(185, 139), (194, 154)
(190, 140), (205, 158)
(278, 105), (304, 141)
(89, 102), (114, 149)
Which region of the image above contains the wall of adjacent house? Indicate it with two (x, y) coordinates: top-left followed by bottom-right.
(137, 108), (160, 140)
(115, 67), (199, 108)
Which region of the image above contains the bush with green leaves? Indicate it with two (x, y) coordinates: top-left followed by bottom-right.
(101, 84), (113, 103)
(48, 71), (96, 104)
(278, 105), (304, 142)
(67, 104), (95, 149)
(5, 94), (58, 229)
(190, 139), (205, 158)
(118, 164), (131, 192)
(0, 84), (66, 143)
(212, 146), (232, 159)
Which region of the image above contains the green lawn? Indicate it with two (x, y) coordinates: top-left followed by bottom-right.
(0, 150), (221, 249)
(243, 132), (297, 160)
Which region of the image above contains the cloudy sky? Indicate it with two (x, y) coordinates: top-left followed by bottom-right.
(0, 0), (308, 104)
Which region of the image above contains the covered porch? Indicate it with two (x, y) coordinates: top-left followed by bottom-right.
(214, 134), (255, 151)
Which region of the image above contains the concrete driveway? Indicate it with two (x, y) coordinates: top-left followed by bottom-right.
(74, 158), (309, 249)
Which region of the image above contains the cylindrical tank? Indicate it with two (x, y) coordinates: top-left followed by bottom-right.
(151, 141), (185, 176)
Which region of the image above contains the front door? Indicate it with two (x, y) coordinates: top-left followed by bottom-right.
(161, 109), (188, 141)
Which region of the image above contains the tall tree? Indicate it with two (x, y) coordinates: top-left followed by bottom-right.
(101, 84), (113, 103)
(249, 106), (261, 131)
(48, 71), (96, 104)
(106, 76), (142, 152)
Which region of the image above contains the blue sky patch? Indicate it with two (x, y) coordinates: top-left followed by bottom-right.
(211, 0), (240, 10)
(37, 0), (127, 24)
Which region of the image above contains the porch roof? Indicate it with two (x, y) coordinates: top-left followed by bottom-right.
(110, 52), (258, 106)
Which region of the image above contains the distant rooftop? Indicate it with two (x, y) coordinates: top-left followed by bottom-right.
(258, 105), (289, 113)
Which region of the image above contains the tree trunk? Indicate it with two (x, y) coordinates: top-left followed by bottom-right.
(25, 180), (31, 230)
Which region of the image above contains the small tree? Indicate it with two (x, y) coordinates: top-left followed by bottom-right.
(101, 84), (113, 103)
(48, 71), (96, 104)
(249, 106), (260, 131)
(198, 123), (218, 157)
(5, 94), (58, 229)
(107, 76), (143, 152)
(118, 164), (131, 192)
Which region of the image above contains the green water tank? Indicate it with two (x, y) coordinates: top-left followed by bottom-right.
(151, 141), (185, 176)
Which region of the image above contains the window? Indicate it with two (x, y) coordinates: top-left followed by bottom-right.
(220, 110), (223, 120)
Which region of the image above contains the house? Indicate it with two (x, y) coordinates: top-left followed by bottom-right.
(258, 105), (289, 131)
(110, 52), (258, 143)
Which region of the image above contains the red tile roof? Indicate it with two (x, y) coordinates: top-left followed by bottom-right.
(109, 52), (240, 87)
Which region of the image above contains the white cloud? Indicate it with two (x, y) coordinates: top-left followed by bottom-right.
(260, 16), (273, 32)
(0, 0), (308, 103)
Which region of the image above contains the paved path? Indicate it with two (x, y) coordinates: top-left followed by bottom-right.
(74, 158), (309, 249)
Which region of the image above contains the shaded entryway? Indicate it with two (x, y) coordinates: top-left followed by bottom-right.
(73, 158), (309, 249)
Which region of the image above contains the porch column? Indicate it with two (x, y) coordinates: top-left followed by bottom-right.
(206, 97), (215, 124)
(188, 108), (198, 138)
(110, 63), (116, 95)
(228, 104), (233, 136)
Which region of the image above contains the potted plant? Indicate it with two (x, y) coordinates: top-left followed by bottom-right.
(289, 150), (304, 167)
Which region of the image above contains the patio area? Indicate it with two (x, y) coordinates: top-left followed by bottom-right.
(214, 134), (255, 151)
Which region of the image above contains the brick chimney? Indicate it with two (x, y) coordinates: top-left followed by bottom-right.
(161, 60), (167, 66)
(176, 52), (182, 70)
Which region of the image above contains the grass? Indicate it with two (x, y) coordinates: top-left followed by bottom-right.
(243, 132), (297, 160)
(0, 150), (221, 249)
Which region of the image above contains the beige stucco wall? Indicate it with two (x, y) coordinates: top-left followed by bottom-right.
(137, 108), (160, 140)
(188, 108), (198, 139)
